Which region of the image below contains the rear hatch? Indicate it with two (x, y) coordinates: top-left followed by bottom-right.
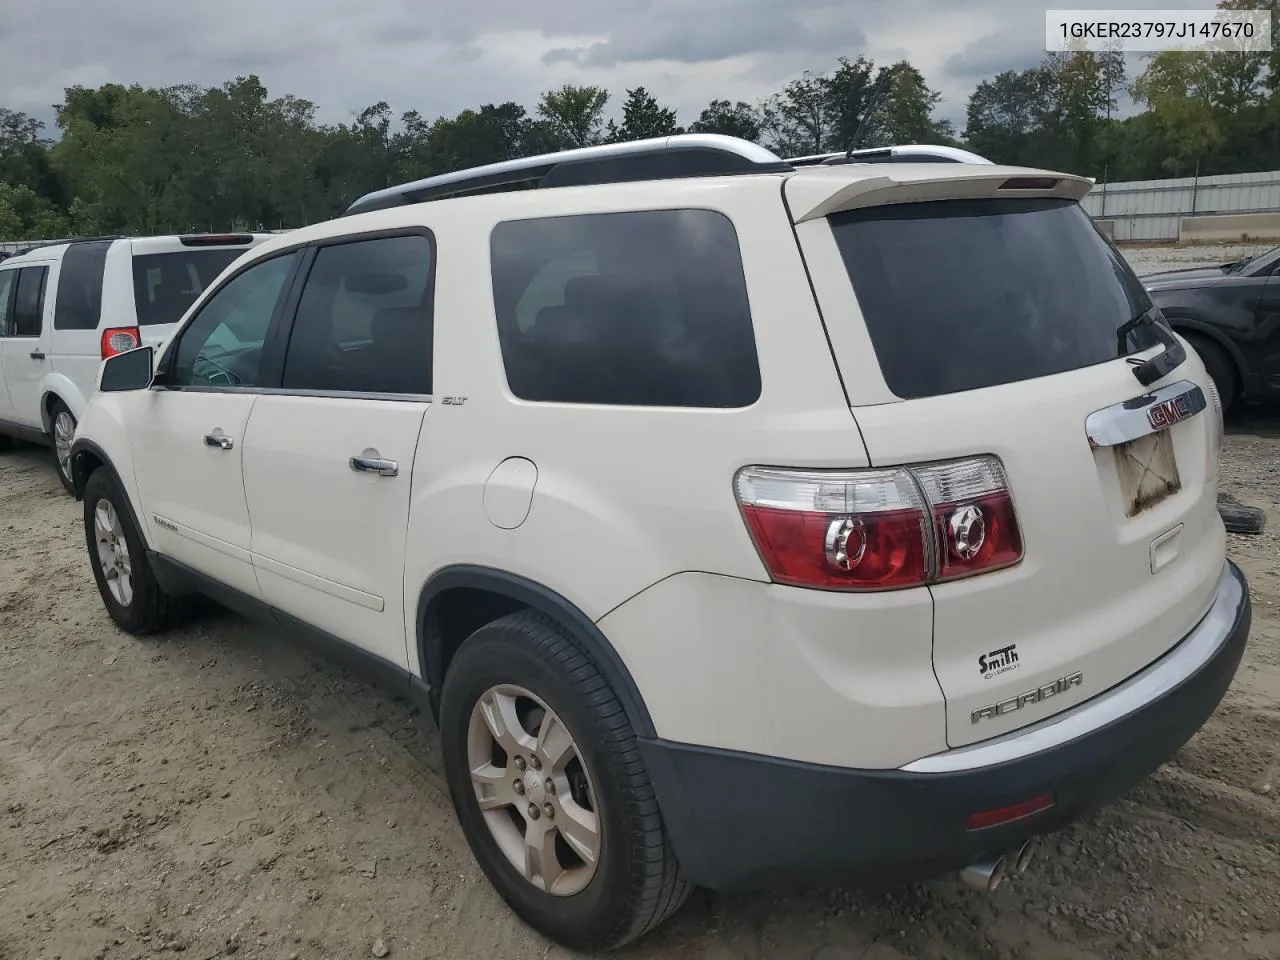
(129, 235), (265, 348)
(789, 169), (1226, 748)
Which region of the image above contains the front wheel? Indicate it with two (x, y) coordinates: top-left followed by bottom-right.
(83, 468), (187, 634)
(440, 611), (690, 951)
(50, 401), (77, 494)
(1184, 334), (1238, 414)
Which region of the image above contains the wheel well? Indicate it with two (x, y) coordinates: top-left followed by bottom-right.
(424, 586), (528, 686)
(70, 448), (105, 500)
(41, 392), (67, 434)
(416, 571), (656, 738)
(1170, 325), (1240, 393)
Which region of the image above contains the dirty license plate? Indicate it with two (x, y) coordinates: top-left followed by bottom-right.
(1115, 429), (1181, 518)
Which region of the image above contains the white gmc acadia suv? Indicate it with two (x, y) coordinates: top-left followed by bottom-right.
(67, 135), (1251, 952)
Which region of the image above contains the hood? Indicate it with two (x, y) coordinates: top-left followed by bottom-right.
(1142, 264), (1230, 291)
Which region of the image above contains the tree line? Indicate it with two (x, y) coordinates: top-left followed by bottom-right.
(2, 0), (1279, 239)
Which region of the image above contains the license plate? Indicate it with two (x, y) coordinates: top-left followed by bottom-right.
(1116, 429), (1180, 517)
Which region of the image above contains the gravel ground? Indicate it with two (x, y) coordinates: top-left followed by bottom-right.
(1, 244), (1278, 960)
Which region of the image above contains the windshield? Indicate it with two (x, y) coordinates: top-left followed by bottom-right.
(132, 250), (243, 326)
(1237, 244), (1280, 274)
(828, 197), (1158, 400)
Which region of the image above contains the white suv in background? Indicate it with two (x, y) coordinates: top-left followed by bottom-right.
(68, 135), (1251, 951)
(0, 233), (271, 490)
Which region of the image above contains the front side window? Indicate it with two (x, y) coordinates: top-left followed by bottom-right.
(281, 233), (434, 396)
(169, 252), (299, 389)
(490, 210), (761, 407)
(11, 267), (48, 338)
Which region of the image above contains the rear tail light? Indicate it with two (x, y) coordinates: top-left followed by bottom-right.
(736, 468), (930, 590)
(912, 458), (1022, 581)
(735, 455), (1022, 592)
(101, 326), (140, 359)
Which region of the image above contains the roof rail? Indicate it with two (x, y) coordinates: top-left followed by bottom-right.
(788, 145), (994, 166)
(8, 234), (127, 257)
(345, 134), (792, 216)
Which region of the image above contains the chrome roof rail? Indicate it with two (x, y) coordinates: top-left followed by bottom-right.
(345, 134), (792, 215)
(787, 145), (994, 166)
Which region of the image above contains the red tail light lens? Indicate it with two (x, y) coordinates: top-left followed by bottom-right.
(735, 456), (1023, 592)
(101, 326), (140, 359)
(912, 457), (1023, 581)
(735, 467), (930, 590)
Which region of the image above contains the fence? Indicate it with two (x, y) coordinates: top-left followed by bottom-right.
(1083, 169), (1280, 243)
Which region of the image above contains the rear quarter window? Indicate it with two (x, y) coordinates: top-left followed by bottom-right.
(829, 197), (1157, 399)
(490, 209), (761, 408)
(53, 240), (113, 330)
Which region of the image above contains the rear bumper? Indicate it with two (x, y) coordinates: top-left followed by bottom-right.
(640, 560), (1250, 891)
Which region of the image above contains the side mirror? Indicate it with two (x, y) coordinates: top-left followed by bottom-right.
(100, 346), (155, 392)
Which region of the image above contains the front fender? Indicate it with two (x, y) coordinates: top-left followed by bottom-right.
(69, 395), (151, 550)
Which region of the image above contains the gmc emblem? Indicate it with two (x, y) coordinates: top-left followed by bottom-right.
(1147, 394), (1192, 430)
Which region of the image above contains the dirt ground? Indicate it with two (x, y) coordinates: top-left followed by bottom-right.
(2, 247), (1279, 960)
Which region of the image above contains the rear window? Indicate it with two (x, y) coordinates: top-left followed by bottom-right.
(829, 198), (1157, 399)
(132, 250), (244, 326)
(490, 209), (761, 408)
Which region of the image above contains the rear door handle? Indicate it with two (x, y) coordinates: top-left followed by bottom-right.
(204, 430), (234, 450)
(350, 455), (399, 477)
(29, 351), (45, 360)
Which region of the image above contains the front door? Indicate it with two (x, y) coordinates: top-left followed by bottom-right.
(242, 232), (435, 670)
(130, 250), (303, 596)
(0, 264), (51, 427)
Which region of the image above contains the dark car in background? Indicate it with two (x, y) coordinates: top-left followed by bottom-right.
(1143, 245), (1280, 411)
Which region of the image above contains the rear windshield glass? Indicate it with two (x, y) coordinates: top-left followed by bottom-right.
(829, 198), (1157, 399)
(132, 250), (243, 326)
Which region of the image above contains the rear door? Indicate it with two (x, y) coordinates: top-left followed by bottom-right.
(792, 177), (1224, 748)
(0, 263), (52, 427)
(241, 231), (434, 670)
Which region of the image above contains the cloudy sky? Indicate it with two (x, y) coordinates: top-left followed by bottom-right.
(0, 0), (1227, 134)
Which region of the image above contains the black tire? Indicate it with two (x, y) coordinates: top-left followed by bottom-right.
(49, 400), (77, 494)
(83, 468), (187, 634)
(1184, 333), (1238, 413)
(440, 610), (690, 951)
(0, 432), (12, 452)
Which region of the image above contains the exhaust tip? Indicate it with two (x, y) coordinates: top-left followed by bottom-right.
(959, 854), (1007, 892)
(1012, 839), (1035, 875)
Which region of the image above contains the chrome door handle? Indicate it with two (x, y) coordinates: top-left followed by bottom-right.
(349, 455), (399, 477)
(204, 431), (234, 450)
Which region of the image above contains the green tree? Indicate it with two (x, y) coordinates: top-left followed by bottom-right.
(688, 99), (762, 141)
(609, 87), (681, 142)
(537, 85), (609, 148)
(865, 61), (955, 146)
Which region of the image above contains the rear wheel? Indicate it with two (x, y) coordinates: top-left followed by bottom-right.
(1184, 333), (1238, 413)
(440, 611), (690, 951)
(83, 468), (187, 634)
(50, 401), (77, 494)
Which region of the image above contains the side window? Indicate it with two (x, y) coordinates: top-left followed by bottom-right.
(53, 240), (112, 330)
(12, 266), (49, 337)
(169, 252), (299, 389)
(281, 233), (434, 396)
(490, 210), (762, 407)
(0, 270), (15, 337)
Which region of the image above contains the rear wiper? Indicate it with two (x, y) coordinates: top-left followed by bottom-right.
(1117, 307), (1186, 387)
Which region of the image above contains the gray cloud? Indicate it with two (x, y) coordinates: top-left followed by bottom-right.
(0, 0), (1212, 138)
